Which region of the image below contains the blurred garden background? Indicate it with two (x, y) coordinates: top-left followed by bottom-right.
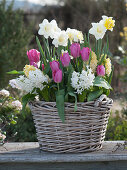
(0, 0), (127, 142)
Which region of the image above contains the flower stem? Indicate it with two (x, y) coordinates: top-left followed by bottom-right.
(57, 83), (60, 91)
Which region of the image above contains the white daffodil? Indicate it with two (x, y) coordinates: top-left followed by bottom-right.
(38, 19), (52, 39)
(66, 28), (75, 43)
(50, 20), (61, 39)
(89, 22), (106, 40)
(73, 30), (84, 43)
(52, 31), (68, 47)
(101, 15), (115, 31)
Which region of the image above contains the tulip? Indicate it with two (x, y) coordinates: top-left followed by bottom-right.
(42, 64), (45, 71)
(70, 43), (80, 58)
(60, 52), (70, 67)
(97, 65), (105, 76)
(27, 49), (40, 63)
(30, 61), (38, 68)
(50, 60), (60, 72)
(80, 47), (90, 61)
(53, 69), (62, 83)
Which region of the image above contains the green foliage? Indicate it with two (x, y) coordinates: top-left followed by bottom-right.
(87, 89), (103, 101)
(6, 107), (37, 142)
(93, 76), (112, 89)
(56, 89), (65, 122)
(105, 111), (127, 141)
(0, 0), (32, 88)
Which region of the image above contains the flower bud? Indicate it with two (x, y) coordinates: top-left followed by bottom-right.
(80, 47), (90, 61)
(60, 52), (70, 67)
(42, 64), (45, 71)
(70, 43), (80, 58)
(53, 69), (62, 83)
(50, 60), (60, 72)
(97, 65), (105, 76)
(27, 49), (40, 63)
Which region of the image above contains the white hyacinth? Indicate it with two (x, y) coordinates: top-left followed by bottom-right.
(11, 100), (22, 110)
(89, 22), (106, 40)
(15, 69), (49, 94)
(71, 68), (95, 94)
(38, 19), (61, 39)
(0, 89), (10, 97)
(52, 30), (68, 47)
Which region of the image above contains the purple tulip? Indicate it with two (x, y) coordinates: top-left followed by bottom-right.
(27, 49), (40, 63)
(53, 69), (62, 83)
(80, 47), (90, 61)
(42, 64), (45, 71)
(50, 60), (60, 72)
(30, 61), (38, 68)
(97, 65), (105, 76)
(60, 52), (70, 67)
(70, 43), (80, 58)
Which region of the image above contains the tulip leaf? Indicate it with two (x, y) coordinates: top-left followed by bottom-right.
(7, 70), (24, 75)
(93, 76), (112, 89)
(56, 89), (65, 123)
(22, 93), (36, 115)
(66, 91), (77, 112)
(87, 89), (103, 102)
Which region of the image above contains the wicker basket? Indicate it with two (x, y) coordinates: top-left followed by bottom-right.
(29, 95), (113, 153)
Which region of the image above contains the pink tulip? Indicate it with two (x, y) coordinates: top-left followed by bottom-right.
(53, 69), (62, 83)
(70, 43), (80, 58)
(27, 49), (40, 63)
(80, 47), (90, 61)
(30, 61), (38, 68)
(60, 52), (70, 67)
(42, 64), (45, 71)
(97, 65), (105, 76)
(50, 60), (60, 72)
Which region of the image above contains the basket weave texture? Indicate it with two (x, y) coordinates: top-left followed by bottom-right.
(29, 95), (113, 153)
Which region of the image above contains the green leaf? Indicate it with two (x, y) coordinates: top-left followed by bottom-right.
(78, 90), (87, 102)
(93, 76), (112, 89)
(42, 37), (51, 61)
(68, 92), (77, 112)
(87, 89), (103, 101)
(7, 70), (24, 75)
(22, 93), (36, 114)
(36, 36), (47, 65)
(56, 89), (65, 123)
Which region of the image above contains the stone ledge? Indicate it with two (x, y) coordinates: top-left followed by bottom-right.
(0, 141), (127, 170)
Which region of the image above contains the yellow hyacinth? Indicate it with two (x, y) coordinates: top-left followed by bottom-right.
(90, 51), (98, 72)
(24, 65), (36, 77)
(104, 18), (115, 31)
(105, 58), (111, 77)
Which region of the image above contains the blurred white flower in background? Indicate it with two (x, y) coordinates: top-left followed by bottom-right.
(0, 89), (10, 97)
(11, 100), (22, 111)
(9, 79), (20, 89)
(89, 22), (106, 40)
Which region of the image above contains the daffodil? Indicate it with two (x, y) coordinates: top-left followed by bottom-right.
(52, 31), (68, 47)
(89, 22), (106, 40)
(101, 16), (115, 31)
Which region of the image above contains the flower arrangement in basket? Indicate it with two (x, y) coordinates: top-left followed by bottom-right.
(9, 16), (115, 153)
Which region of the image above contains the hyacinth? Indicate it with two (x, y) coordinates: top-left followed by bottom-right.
(105, 58), (112, 77)
(90, 51), (98, 72)
(16, 69), (49, 93)
(24, 65), (36, 77)
(71, 68), (95, 94)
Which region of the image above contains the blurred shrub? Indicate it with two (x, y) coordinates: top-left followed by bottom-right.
(105, 111), (127, 141)
(0, 0), (32, 88)
(6, 107), (37, 142)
